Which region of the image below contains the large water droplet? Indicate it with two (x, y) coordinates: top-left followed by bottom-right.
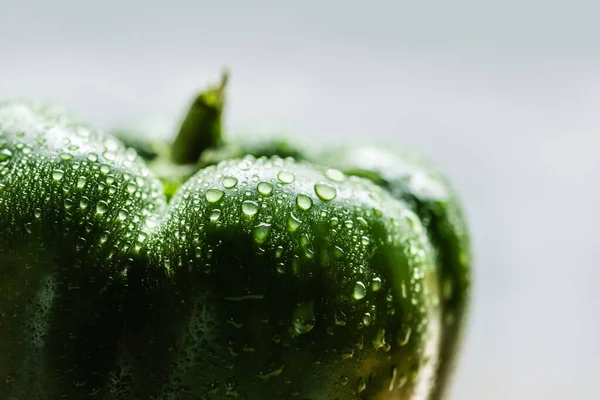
(210, 209), (221, 222)
(275, 246), (284, 258)
(325, 168), (346, 182)
(118, 209), (129, 221)
(292, 302), (315, 335)
(353, 281), (366, 300)
(126, 182), (137, 194)
(296, 194), (313, 211)
(0, 148), (13, 162)
(333, 246), (345, 259)
(102, 151), (116, 161)
(398, 326), (412, 346)
(242, 200), (259, 216)
(64, 198), (74, 210)
(253, 222), (272, 244)
(288, 213), (302, 232)
(206, 188), (225, 203)
(222, 176), (238, 189)
(277, 169), (295, 184)
(314, 182), (336, 201)
(362, 312), (372, 326)
(96, 200), (109, 214)
(357, 377), (367, 393)
(76, 176), (87, 189)
(335, 310), (347, 326)
(371, 277), (382, 291)
(257, 181), (273, 196)
(52, 169), (64, 181)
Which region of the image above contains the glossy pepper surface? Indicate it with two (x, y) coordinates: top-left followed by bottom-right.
(0, 80), (470, 399)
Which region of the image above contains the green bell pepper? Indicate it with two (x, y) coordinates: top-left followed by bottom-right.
(0, 78), (470, 399)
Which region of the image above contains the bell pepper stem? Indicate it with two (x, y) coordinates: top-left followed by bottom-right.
(170, 70), (229, 164)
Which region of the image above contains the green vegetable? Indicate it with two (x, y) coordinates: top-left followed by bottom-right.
(0, 78), (470, 399)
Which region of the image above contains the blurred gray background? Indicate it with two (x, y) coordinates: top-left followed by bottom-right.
(1, 1), (599, 399)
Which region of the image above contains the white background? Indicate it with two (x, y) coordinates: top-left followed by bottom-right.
(2, 1), (599, 399)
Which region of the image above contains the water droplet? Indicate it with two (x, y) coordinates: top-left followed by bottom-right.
(325, 168), (346, 182)
(242, 200), (259, 216)
(126, 182), (137, 194)
(296, 194), (313, 211)
(60, 152), (73, 161)
(333, 246), (345, 259)
(373, 328), (387, 351)
(100, 231), (109, 244)
(292, 302), (315, 335)
(103, 151), (116, 161)
(300, 234), (309, 247)
(52, 169), (64, 181)
(257, 363), (285, 382)
(238, 158), (253, 170)
(398, 326), (412, 346)
(362, 313), (372, 326)
(100, 164), (110, 174)
(145, 216), (158, 229)
(118, 209), (129, 221)
(277, 169), (295, 184)
(222, 176), (238, 189)
(0, 148), (12, 162)
(34, 208), (42, 219)
(206, 188), (225, 203)
(80, 196), (89, 210)
(353, 281), (366, 300)
(253, 222), (272, 244)
(356, 216), (368, 227)
(335, 310), (347, 326)
(314, 182), (336, 201)
(96, 200), (109, 214)
(288, 213), (302, 232)
(371, 277), (382, 291)
(210, 209), (221, 222)
(401, 281), (407, 298)
(357, 377), (367, 393)
(275, 246), (284, 258)
(361, 236), (370, 246)
(257, 181), (273, 196)
(87, 153), (98, 162)
(64, 198), (74, 210)
(76, 176), (86, 189)
(276, 263), (285, 273)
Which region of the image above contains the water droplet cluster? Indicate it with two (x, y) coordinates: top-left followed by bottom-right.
(0, 102), (166, 398)
(0, 103), (448, 398)
(144, 155), (441, 397)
